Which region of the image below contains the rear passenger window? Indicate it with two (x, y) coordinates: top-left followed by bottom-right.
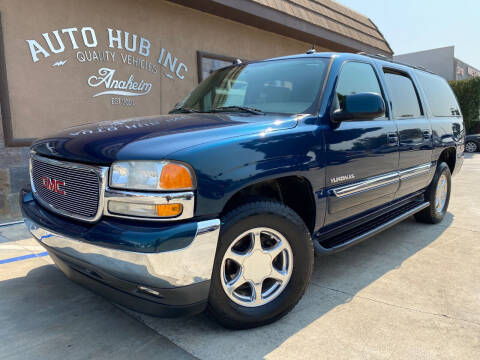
(383, 71), (422, 118)
(335, 61), (384, 116)
(416, 71), (461, 117)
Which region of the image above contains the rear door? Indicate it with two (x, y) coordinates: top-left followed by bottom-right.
(324, 60), (399, 225)
(382, 68), (433, 198)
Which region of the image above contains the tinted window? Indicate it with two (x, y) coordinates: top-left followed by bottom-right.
(416, 71), (460, 117)
(336, 62), (383, 112)
(173, 58), (329, 115)
(384, 71), (422, 118)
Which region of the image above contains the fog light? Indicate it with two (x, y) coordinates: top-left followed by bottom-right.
(108, 201), (183, 218)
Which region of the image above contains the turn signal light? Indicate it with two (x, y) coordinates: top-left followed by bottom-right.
(156, 203), (183, 217)
(160, 163), (193, 189)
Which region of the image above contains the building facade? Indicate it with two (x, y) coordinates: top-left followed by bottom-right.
(394, 46), (480, 81)
(0, 0), (391, 221)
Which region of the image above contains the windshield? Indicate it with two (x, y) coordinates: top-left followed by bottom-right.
(172, 58), (330, 115)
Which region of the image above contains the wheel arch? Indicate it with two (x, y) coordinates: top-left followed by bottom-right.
(220, 175), (317, 234)
(437, 147), (456, 174)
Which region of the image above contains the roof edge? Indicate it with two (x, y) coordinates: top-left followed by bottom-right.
(368, 18), (394, 55)
(165, 0), (393, 56)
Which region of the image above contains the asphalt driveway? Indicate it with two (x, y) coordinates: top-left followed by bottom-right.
(1, 153), (479, 359)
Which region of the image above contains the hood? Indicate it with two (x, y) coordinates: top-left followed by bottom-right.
(31, 113), (299, 164)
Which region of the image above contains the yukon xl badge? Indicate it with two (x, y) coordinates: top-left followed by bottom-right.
(330, 174), (355, 184)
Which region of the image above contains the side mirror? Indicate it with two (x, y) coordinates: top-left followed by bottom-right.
(332, 92), (385, 122)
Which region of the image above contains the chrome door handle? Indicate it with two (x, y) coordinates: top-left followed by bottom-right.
(387, 132), (398, 144)
(422, 129), (431, 139)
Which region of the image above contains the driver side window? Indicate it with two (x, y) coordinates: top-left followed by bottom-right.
(335, 62), (385, 118)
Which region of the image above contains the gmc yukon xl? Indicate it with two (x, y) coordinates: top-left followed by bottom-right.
(21, 52), (464, 329)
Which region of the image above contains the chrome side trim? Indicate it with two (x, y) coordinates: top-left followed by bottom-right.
(331, 163), (433, 198)
(399, 163), (431, 180)
(332, 172), (399, 198)
(30, 153), (109, 223)
(103, 188), (195, 221)
(26, 218), (221, 288)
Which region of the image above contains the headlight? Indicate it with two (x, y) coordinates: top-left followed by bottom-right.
(110, 161), (194, 191)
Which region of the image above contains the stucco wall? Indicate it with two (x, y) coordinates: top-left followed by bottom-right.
(0, 125), (29, 222)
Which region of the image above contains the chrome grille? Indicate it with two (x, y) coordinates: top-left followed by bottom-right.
(31, 156), (103, 220)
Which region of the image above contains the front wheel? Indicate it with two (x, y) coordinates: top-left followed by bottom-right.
(208, 201), (314, 329)
(415, 162), (451, 224)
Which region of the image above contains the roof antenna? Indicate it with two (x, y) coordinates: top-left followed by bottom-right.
(306, 42), (316, 54)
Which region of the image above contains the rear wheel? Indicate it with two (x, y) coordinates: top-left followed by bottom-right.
(208, 201), (314, 329)
(415, 162), (451, 224)
(465, 141), (478, 153)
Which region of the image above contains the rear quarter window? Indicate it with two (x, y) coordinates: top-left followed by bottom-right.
(416, 71), (460, 117)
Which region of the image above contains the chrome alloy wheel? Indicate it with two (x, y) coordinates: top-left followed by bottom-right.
(465, 141), (478, 153)
(220, 227), (294, 307)
(435, 174), (448, 214)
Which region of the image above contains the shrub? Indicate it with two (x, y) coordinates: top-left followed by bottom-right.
(449, 77), (480, 134)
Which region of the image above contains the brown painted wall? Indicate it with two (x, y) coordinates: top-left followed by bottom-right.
(0, 0), (330, 221)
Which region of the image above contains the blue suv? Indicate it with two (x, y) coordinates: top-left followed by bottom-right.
(21, 52), (464, 329)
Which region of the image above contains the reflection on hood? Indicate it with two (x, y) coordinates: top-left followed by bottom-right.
(32, 113), (300, 164)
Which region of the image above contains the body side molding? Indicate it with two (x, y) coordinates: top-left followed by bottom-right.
(331, 162), (432, 198)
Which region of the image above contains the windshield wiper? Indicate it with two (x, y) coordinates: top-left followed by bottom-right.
(212, 106), (265, 115)
(170, 107), (201, 114)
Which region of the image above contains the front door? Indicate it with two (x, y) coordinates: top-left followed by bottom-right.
(324, 61), (399, 226)
(382, 68), (433, 198)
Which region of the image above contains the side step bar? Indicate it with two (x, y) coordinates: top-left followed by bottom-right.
(314, 201), (430, 254)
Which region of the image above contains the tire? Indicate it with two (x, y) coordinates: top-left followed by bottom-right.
(208, 201), (314, 329)
(465, 141), (478, 153)
(414, 162), (451, 224)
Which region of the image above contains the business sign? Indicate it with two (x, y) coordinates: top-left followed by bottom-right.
(25, 27), (188, 106)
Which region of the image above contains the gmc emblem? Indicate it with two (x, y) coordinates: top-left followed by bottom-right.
(41, 176), (66, 195)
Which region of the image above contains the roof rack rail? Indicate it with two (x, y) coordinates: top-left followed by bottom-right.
(356, 52), (435, 74)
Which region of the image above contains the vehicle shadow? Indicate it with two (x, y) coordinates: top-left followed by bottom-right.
(0, 213), (453, 359)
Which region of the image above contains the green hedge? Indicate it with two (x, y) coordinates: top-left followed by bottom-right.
(449, 77), (480, 134)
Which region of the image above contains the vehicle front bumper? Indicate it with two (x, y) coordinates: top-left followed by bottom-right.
(21, 190), (220, 317)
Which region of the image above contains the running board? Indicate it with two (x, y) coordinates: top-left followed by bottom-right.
(314, 201), (430, 254)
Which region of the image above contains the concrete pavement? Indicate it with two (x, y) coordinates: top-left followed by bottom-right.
(1, 153), (479, 359)
(0, 226), (196, 359)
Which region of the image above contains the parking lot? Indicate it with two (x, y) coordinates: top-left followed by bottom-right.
(1, 153), (479, 360)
